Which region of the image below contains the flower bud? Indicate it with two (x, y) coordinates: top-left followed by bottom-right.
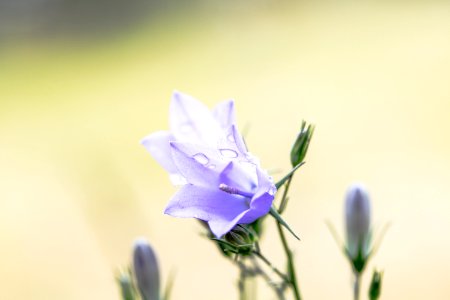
(368, 269), (383, 300)
(210, 225), (257, 256)
(224, 225), (256, 255)
(345, 183), (372, 272)
(290, 120), (314, 167)
(117, 270), (136, 300)
(133, 238), (160, 300)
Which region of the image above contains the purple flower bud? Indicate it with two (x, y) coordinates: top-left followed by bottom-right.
(133, 238), (160, 300)
(345, 183), (372, 262)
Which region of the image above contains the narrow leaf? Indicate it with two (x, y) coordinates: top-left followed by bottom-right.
(270, 207), (300, 240)
(275, 162), (305, 189)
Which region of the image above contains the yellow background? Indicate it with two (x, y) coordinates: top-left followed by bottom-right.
(1, 1), (449, 299)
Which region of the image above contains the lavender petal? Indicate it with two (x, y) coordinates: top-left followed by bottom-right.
(212, 100), (236, 129)
(170, 91), (221, 145)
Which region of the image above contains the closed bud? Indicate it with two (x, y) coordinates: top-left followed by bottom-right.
(345, 183), (372, 272)
(133, 238), (160, 300)
(368, 269), (383, 300)
(290, 120), (314, 167)
(220, 225), (256, 256)
(117, 270), (136, 300)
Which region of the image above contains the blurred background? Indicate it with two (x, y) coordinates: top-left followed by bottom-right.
(1, 0), (450, 299)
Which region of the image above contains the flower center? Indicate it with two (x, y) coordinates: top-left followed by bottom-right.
(219, 183), (254, 198)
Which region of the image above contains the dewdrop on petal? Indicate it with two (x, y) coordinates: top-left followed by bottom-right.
(133, 238), (160, 300)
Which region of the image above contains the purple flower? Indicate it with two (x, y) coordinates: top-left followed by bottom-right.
(141, 91), (276, 237)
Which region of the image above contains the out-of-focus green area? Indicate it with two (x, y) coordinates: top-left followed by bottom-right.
(1, 1), (450, 299)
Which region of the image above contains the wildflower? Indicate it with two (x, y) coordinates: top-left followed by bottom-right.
(141, 92), (276, 237)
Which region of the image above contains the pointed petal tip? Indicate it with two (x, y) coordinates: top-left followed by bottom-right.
(172, 89), (182, 99)
(163, 203), (176, 216)
(140, 136), (150, 146)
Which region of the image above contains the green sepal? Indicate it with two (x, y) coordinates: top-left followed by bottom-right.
(275, 162), (305, 189)
(212, 225), (258, 256)
(116, 268), (136, 300)
(162, 271), (176, 300)
(369, 269), (383, 300)
(290, 121), (315, 167)
(269, 206), (300, 240)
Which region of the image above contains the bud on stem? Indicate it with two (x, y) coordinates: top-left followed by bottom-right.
(117, 270), (136, 300)
(345, 183), (372, 273)
(369, 269), (383, 300)
(290, 120), (314, 167)
(133, 238), (160, 300)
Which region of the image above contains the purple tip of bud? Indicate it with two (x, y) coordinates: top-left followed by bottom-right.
(345, 183), (372, 259)
(133, 238), (160, 300)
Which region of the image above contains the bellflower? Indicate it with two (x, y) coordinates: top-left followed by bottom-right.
(141, 91), (276, 238)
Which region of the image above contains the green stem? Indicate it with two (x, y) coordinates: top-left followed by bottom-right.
(278, 176), (292, 214)
(238, 267), (247, 300)
(236, 259), (254, 300)
(253, 251), (290, 283)
(277, 221), (302, 300)
(353, 272), (361, 300)
(250, 257), (286, 300)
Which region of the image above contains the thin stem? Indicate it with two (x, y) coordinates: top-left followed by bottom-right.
(250, 257), (287, 300)
(253, 250), (290, 283)
(238, 266), (246, 300)
(276, 171), (302, 300)
(236, 258), (253, 300)
(277, 222), (302, 300)
(353, 272), (361, 300)
(278, 176), (292, 214)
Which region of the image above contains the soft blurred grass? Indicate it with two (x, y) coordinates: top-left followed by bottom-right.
(1, 1), (450, 299)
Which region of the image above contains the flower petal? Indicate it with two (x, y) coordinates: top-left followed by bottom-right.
(170, 141), (229, 188)
(238, 167), (275, 223)
(238, 192), (273, 224)
(212, 100), (236, 129)
(230, 124), (249, 156)
(141, 131), (178, 174)
(216, 124), (250, 161)
(208, 210), (248, 238)
(170, 91), (222, 145)
(219, 161), (257, 193)
(164, 184), (249, 237)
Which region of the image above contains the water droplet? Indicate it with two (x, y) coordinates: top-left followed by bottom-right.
(268, 186), (277, 196)
(208, 164), (216, 169)
(192, 153), (209, 165)
(227, 133), (235, 142)
(219, 148), (238, 158)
